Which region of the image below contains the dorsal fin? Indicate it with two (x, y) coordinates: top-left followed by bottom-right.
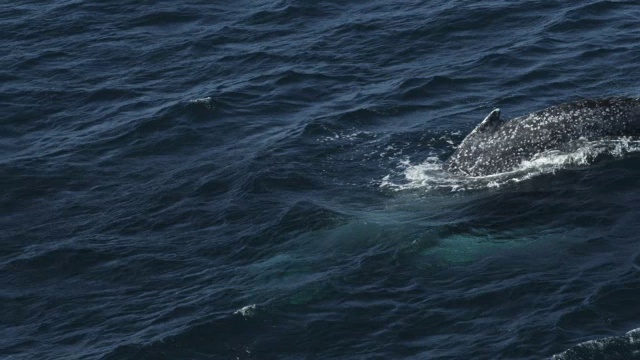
(456, 108), (503, 149)
(474, 108), (502, 133)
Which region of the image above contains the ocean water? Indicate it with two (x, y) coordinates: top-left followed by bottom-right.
(2, 1), (640, 359)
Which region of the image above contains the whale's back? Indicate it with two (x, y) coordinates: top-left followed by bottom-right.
(445, 98), (640, 176)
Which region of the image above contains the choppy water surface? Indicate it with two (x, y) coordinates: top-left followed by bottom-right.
(2, 1), (640, 359)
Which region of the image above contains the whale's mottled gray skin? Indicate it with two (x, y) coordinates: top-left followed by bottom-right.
(445, 98), (640, 176)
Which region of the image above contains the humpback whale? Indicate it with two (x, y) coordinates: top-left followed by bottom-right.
(445, 98), (640, 176)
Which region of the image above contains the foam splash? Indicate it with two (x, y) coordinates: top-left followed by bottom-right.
(233, 304), (257, 318)
(552, 327), (640, 359)
(189, 97), (214, 109)
(380, 138), (640, 192)
(319, 130), (376, 143)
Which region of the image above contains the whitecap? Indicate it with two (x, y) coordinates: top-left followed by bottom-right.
(233, 304), (256, 318)
(189, 97), (214, 109)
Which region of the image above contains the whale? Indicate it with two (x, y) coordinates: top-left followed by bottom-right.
(444, 98), (640, 177)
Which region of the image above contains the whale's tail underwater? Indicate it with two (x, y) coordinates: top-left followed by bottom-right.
(444, 98), (640, 177)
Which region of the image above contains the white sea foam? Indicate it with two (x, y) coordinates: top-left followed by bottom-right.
(319, 130), (376, 143)
(233, 304), (256, 318)
(522, 137), (640, 168)
(189, 97), (214, 109)
(380, 138), (640, 192)
(551, 327), (640, 359)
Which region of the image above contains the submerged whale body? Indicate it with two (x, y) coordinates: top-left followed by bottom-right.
(445, 98), (640, 176)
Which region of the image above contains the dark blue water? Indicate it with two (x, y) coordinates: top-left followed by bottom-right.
(3, 1), (640, 359)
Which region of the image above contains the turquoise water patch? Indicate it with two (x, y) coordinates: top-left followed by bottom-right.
(421, 233), (538, 264)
